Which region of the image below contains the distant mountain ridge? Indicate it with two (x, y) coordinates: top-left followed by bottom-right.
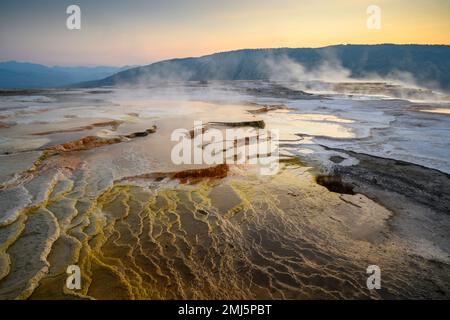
(81, 44), (450, 91)
(0, 61), (132, 89)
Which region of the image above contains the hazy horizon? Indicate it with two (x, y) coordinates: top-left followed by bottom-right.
(1, 0), (449, 66)
(2, 43), (450, 68)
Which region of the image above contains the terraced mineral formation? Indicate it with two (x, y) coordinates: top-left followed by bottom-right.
(0, 83), (449, 300)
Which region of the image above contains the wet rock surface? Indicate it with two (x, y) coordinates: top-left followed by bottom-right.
(0, 82), (449, 300)
(322, 146), (450, 214)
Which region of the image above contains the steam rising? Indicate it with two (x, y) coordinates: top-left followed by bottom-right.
(264, 55), (351, 83)
(263, 54), (448, 99)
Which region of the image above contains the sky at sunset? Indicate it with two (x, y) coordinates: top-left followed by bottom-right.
(1, 0), (449, 66)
